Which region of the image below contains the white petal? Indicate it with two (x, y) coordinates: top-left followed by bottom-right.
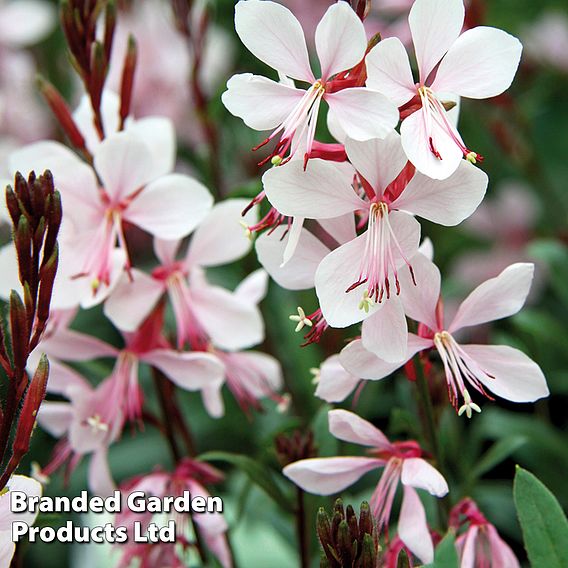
(433, 27), (523, 99)
(202, 383), (226, 419)
(36, 402), (73, 438)
(234, 269), (269, 305)
(392, 160), (488, 225)
(409, 0), (465, 82)
(399, 253), (440, 331)
(94, 131), (156, 201)
(283, 457), (381, 495)
(125, 174), (213, 240)
(263, 158), (361, 219)
(40, 328), (117, 361)
(234, 0), (314, 82)
(398, 486), (434, 564)
(256, 225), (329, 290)
(460, 345), (549, 403)
(315, 355), (360, 403)
(328, 409), (393, 450)
(365, 37), (416, 106)
(340, 335), (432, 380)
(317, 214), (357, 245)
(154, 238), (181, 267)
(0, 1), (54, 47)
(221, 73), (305, 131)
(237, 351), (283, 393)
(88, 449), (116, 497)
(449, 263), (534, 332)
(103, 269), (164, 332)
(362, 298), (408, 363)
(345, 132), (407, 197)
(281, 216), (304, 266)
(0, 244), (20, 300)
(401, 458), (448, 496)
(0, 476), (42, 531)
(315, 2), (367, 79)
(187, 199), (254, 267)
(400, 106), (463, 180)
(325, 87), (399, 141)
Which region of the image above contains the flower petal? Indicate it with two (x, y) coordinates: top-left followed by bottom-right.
(124, 174), (213, 240)
(325, 87), (399, 141)
(36, 402), (74, 437)
(88, 448), (116, 497)
(362, 297), (408, 363)
(202, 383), (226, 419)
(283, 457), (381, 495)
(234, 269), (269, 305)
(187, 199), (255, 268)
(392, 160), (488, 225)
(329, 409), (393, 451)
(103, 269), (164, 332)
(317, 214), (357, 245)
(345, 132), (408, 196)
(315, 355), (360, 403)
(0, 1), (54, 47)
(398, 485), (434, 564)
(460, 344), (549, 403)
(263, 158), (361, 219)
(401, 458), (448, 496)
(221, 73), (305, 131)
(409, 0), (465, 82)
(449, 263), (534, 332)
(365, 37), (416, 106)
(234, 0), (313, 82)
(0, 475), (42, 531)
(432, 27), (523, 99)
(256, 225), (329, 290)
(40, 328), (118, 361)
(315, 2), (367, 79)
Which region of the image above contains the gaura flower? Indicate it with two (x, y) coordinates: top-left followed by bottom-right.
(284, 409), (448, 564)
(366, 0), (522, 179)
(222, 0), (398, 165)
(340, 258), (549, 414)
(264, 132), (486, 361)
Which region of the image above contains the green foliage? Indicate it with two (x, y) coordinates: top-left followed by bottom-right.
(425, 533), (459, 568)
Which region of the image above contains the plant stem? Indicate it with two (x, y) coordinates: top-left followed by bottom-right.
(296, 487), (309, 568)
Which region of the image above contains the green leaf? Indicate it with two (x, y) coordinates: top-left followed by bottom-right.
(469, 436), (527, 481)
(198, 451), (294, 513)
(514, 466), (568, 567)
(425, 532), (459, 568)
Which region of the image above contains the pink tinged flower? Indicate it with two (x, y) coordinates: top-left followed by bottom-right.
(0, 0), (54, 48)
(341, 258), (550, 413)
(222, 0), (398, 165)
(104, 199), (262, 352)
(314, 354), (360, 403)
(283, 409), (448, 564)
(0, 475), (42, 565)
(366, 0), (523, 179)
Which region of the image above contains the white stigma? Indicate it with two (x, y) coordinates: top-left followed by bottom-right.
(86, 414), (109, 434)
(289, 307), (313, 332)
(457, 389), (482, 419)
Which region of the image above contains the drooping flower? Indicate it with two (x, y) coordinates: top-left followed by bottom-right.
(222, 0), (398, 165)
(366, 0), (522, 179)
(284, 409), (448, 564)
(340, 258), (549, 414)
(264, 132), (486, 361)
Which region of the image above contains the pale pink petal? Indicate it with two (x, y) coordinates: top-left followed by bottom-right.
(400, 106), (463, 180)
(36, 403), (73, 438)
(187, 199), (254, 268)
(283, 457), (381, 495)
(400, 458), (448, 496)
(362, 298), (408, 363)
(315, 355), (360, 403)
(40, 329), (117, 361)
(486, 525), (521, 568)
(202, 383), (226, 419)
(325, 87), (399, 141)
(238, 351), (283, 393)
(154, 238), (181, 267)
(124, 174), (213, 240)
(0, 244), (20, 300)
(399, 253), (440, 331)
(340, 335), (432, 380)
(398, 485), (434, 564)
(345, 132), (408, 195)
(0, 475), (42, 531)
(203, 532), (233, 568)
(281, 216), (304, 267)
(328, 409), (393, 451)
(263, 159), (361, 219)
(392, 160), (488, 225)
(365, 37), (416, 106)
(126, 117), (176, 178)
(317, 214), (357, 245)
(409, 0), (465, 82)
(0, 537), (15, 567)
(315, 2), (367, 79)
(103, 269), (165, 332)
(460, 345), (549, 403)
(460, 526), (478, 568)
(42, 360), (90, 397)
(93, 131), (156, 201)
(0, 1), (54, 46)
(221, 73), (305, 130)
(188, 480), (228, 535)
(142, 350), (225, 392)
(191, 283), (264, 351)
(234, 269), (269, 305)
(88, 448), (116, 497)
(256, 225), (329, 290)
(433, 27), (523, 99)
(449, 263), (534, 332)
(234, 0), (314, 82)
